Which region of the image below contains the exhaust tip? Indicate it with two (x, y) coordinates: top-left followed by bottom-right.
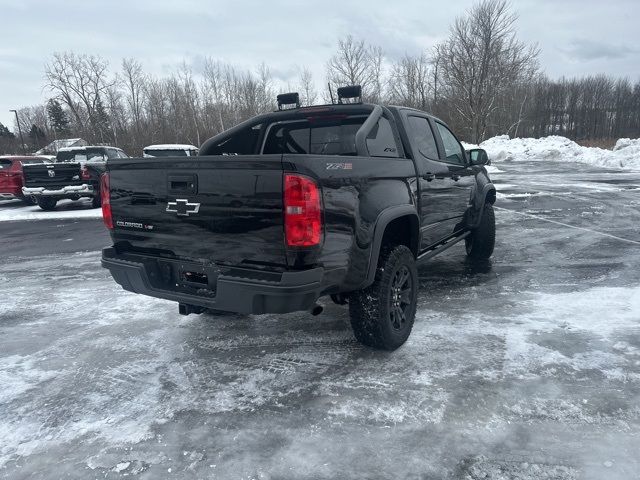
(310, 304), (324, 316)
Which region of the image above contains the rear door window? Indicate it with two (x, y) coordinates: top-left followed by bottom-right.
(408, 116), (439, 159)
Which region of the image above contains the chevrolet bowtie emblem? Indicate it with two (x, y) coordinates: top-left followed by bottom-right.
(166, 198), (200, 217)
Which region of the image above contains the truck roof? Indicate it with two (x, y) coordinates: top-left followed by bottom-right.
(251, 103), (443, 126)
(58, 145), (122, 152)
(143, 144), (198, 150)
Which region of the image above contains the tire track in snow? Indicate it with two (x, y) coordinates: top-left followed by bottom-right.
(495, 206), (640, 246)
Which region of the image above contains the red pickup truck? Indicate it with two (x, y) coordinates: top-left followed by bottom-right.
(0, 156), (49, 205)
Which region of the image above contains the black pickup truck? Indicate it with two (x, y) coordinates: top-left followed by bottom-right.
(101, 88), (496, 350)
(22, 145), (128, 210)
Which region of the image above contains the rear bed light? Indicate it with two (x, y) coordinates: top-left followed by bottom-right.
(284, 173), (322, 247)
(100, 173), (113, 229)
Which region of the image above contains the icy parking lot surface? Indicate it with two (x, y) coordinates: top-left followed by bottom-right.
(1, 158), (639, 479)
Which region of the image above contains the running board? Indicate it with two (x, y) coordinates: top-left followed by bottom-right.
(417, 231), (470, 262)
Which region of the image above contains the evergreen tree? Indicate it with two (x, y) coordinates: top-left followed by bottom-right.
(28, 124), (47, 149)
(0, 122), (17, 154)
(0, 122), (15, 139)
(46, 98), (71, 137)
(94, 95), (111, 143)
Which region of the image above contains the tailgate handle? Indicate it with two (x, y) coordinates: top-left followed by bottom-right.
(168, 174), (197, 194)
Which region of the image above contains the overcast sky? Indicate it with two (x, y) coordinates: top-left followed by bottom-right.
(1, 0), (639, 129)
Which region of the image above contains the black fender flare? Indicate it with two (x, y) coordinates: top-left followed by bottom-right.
(362, 205), (420, 288)
(469, 182), (496, 229)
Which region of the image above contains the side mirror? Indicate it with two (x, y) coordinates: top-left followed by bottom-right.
(467, 148), (490, 166)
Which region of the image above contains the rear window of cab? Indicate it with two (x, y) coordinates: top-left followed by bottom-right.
(262, 115), (399, 157)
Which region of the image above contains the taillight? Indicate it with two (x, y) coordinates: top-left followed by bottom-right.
(100, 173), (113, 229)
(81, 166), (91, 181)
(284, 173), (322, 247)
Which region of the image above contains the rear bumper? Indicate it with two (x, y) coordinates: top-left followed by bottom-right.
(22, 184), (93, 197)
(101, 247), (325, 315)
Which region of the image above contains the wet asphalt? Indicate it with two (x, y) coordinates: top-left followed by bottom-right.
(0, 159), (639, 479)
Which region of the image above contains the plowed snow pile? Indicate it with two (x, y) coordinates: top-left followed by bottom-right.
(480, 135), (640, 171)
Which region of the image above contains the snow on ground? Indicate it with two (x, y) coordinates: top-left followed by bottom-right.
(1, 141), (640, 479)
(481, 135), (640, 171)
(0, 198), (101, 222)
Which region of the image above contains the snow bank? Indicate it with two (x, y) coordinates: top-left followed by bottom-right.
(0, 199), (101, 222)
(480, 135), (640, 171)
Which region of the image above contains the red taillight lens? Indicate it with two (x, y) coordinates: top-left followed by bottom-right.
(100, 173), (113, 229)
(284, 173), (322, 247)
(81, 166), (91, 181)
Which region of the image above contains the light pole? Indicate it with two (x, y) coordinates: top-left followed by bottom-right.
(9, 109), (26, 154)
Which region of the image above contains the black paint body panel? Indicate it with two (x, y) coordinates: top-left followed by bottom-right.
(103, 104), (495, 313)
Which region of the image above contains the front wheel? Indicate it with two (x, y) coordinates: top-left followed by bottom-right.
(466, 204), (495, 260)
(21, 195), (38, 206)
(349, 244), (418, 351)
(37, 197), (58, 211)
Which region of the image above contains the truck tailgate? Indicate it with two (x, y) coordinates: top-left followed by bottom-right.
(108, 155), (287, 267)
(22, 163), (82, 187)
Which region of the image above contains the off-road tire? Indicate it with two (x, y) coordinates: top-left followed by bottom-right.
(465, 204), (495, 260)
(37, 197), (58, 211)
(349, 244), (418, 350)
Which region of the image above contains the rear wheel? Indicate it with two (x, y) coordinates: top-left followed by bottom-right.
(465, 204), (495, 260)
(37, 197), (58, 211)
(349, 244), (418, 350)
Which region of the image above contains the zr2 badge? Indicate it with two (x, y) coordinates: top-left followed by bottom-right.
(326, 162), (353, 170)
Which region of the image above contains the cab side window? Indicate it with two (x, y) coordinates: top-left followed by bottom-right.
(435, 123), (465, 165)
(407, 116), (439, 159)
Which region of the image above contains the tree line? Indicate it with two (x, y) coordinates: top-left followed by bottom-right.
(1, 0), (638, 156)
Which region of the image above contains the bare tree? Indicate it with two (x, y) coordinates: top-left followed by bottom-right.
(27, 23), (636, 157)
(297, 67), (317, 106)
(121, 58), (146, 143)
(326, 35), (383, 101)
(388, 53), (432, 109)
(434, 0), (539, 142)
(45, 52), (116, 141)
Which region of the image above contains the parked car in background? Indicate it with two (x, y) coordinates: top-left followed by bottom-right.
(143, 144), (198, 157)
(0, 156), (50, 205)
(22, 146), (128, 211)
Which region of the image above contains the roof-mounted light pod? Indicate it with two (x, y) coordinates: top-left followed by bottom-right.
(277, 92), (300, 110)
(337, 85), (362, 104)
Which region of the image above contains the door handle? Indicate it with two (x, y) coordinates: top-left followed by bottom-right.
(451, 175), (460, 181)
(423, 173), (435, 182)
